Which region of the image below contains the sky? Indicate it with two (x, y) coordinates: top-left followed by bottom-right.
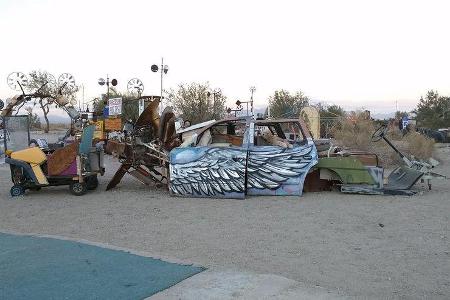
(0, 0), (449, 117)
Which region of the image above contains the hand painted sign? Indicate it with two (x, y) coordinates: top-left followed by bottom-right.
(108, 98), (122, 116)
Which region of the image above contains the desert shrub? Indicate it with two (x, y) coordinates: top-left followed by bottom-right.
(332, 113), (375, 151)
(400, 131), (435, 160)
(331, 113), (435, 166)
(48, 123), (70, 131)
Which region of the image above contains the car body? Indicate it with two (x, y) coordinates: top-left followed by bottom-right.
(169, 117), (318, 199)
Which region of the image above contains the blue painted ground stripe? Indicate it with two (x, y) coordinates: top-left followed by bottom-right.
(0, 233), (205, 300)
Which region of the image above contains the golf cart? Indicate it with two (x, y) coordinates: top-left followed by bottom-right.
(5, 124), (105, 196)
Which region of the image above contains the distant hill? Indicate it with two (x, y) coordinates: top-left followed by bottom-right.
(371, 112), (395, 120)
(46, 114), (71, 124)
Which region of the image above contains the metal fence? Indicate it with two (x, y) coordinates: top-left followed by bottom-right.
(1, 116), (30, 160)
(320, 117), (341, 138)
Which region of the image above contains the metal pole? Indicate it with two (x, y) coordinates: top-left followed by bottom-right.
(160, 58), (163, 99)
(81, 84), (84, 111)
(160, 57), (163, 114)
(106, 74), (110, 112)
(138, 91), (144, 115)
(250, 86), (255, 116)
(107, 75), (109, 98)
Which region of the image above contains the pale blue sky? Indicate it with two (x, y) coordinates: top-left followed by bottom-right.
(1, 0), (449, 114)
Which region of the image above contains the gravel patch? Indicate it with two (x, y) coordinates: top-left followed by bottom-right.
(1, 144), (449, 299)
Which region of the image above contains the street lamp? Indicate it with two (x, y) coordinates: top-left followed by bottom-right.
(98, 75), (118, 112)
(226, 86), (256, 117)
(151, 58), (169, 113)
(226, 106), (243, 117)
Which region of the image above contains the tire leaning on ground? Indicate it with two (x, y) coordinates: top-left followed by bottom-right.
(86, 175), (99, 190)
(69, 182), (87, 196)
(10, 185), (25, 197)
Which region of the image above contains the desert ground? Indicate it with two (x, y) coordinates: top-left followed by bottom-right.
(0, 132), (449, 299)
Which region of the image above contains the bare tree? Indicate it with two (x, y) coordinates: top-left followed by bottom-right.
(26, 70), (78, 132)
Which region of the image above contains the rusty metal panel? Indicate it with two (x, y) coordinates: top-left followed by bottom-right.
(303, 169), (333, 192)
(106, 160), (132, 191)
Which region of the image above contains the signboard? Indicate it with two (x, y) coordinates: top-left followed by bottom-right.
(104, 118), (122, 131)
(93, 120), (104, 140)
(103, 106), (109, 117)
(108, 97), (122, 116)
(402, 116), (409, 129)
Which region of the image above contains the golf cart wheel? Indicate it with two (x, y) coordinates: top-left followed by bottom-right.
(10, 185), (25, 197)
(86, 175), (99, 190)
(69, 182), (87, 196)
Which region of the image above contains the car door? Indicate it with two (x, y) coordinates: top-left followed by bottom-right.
(169, 120), (249, 199)
(246, 121), (318, 196)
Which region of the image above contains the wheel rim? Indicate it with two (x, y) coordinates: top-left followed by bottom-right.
(73, 184), (83, 193)
(12, 187), (22, 196)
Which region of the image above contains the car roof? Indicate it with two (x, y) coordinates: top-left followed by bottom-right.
(194, 117), (312, 139)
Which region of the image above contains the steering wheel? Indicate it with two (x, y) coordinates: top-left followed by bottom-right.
(371, 125), (388, 142)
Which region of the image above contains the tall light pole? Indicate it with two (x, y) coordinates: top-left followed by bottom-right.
(98, 75), (118, 113)
(151, 58), (169, 113)
(207, 88), (221, 118)
(249, 86), (256, 116)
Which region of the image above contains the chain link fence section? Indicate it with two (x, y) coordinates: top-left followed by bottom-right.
(2, 116), (30, 158)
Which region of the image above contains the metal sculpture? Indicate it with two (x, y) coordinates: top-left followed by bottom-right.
(168, 118), (318, 199)
(169, 147), (247, 197)
(2, 72), (78, 118)
(372, 125), (447, 191)
(170, 144), (317, 198)
(127, 78), (144, 95)
(7, 72), (29, 91)
(105, 98), (181, 190)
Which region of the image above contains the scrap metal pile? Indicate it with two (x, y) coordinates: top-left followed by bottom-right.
(105, 99), (180, 190)
(104, 104), (448, 198)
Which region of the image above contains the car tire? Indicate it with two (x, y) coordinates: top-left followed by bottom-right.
(10, 185), (25, 197)
(69, 182), (87, 196)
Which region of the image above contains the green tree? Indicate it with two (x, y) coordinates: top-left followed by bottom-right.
(92, 89), (140, 123)
(319, 104), (346, 118)
(268, 90), (309, 118)
(167, 82), (226, 124)
(416, 90), (450, 129)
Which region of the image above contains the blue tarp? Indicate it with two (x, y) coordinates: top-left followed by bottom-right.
(0, 232), (204, 300)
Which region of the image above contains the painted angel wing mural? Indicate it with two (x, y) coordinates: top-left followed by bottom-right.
(169, 147), (247, 198)
(247, 145), (317, 195)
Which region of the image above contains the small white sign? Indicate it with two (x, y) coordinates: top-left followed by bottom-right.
(108, 97), (122, 116)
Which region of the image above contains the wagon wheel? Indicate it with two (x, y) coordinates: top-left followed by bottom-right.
(371, 125), (388, 142)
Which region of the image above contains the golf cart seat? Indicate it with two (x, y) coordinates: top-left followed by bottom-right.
(10, 147), (48, 185)
(47, 125), (95, 176)
(47, 142), (79, 176)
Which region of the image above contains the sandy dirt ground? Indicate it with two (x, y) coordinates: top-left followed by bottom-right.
(0, 133), (449, 299)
